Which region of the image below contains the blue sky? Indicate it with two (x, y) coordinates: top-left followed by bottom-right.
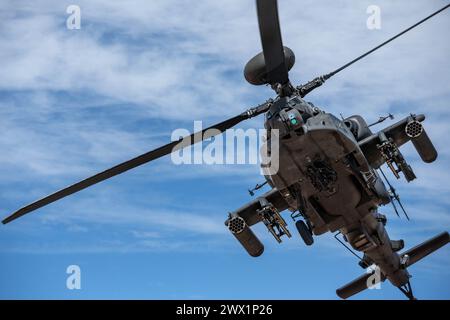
(0, 0), (449, 299)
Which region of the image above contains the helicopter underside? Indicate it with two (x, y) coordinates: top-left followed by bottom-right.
(264, 112), (410, 287)
(265, 112), (384, 235)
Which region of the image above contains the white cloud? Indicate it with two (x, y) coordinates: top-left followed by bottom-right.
(0, 0), (449, 256)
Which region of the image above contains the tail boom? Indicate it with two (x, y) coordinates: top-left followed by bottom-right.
(336, 232), (449, 299)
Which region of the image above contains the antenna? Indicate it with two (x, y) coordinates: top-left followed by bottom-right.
(379, 168), (410, 220)
(248, 181), (268, 196)
(368, 113), (394, 127)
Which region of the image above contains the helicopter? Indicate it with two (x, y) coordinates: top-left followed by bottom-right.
(2, 0), (450, 300)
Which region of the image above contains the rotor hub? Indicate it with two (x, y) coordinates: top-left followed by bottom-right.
(244, 46), (295, 86)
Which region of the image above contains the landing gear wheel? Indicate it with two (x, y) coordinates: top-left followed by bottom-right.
(295, 220), (314, 246)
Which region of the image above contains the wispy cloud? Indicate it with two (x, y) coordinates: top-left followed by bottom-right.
(0, 0), (449, 258)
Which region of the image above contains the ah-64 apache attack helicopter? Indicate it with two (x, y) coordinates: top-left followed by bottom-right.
(3, 1), (450, 299)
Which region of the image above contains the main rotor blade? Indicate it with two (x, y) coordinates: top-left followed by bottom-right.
(2, 101), (272, 225)
(256, 0), (289, 85)
(297, 3), (450, 97)
(325, 3), (450, 79)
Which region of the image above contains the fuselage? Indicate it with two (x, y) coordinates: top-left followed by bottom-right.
(262, 95), (410, 287)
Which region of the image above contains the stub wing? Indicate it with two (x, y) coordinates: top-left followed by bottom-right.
(224, 188), (289, 257)
(359, 114), (437, 169)
(227, 188), (289, 227)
